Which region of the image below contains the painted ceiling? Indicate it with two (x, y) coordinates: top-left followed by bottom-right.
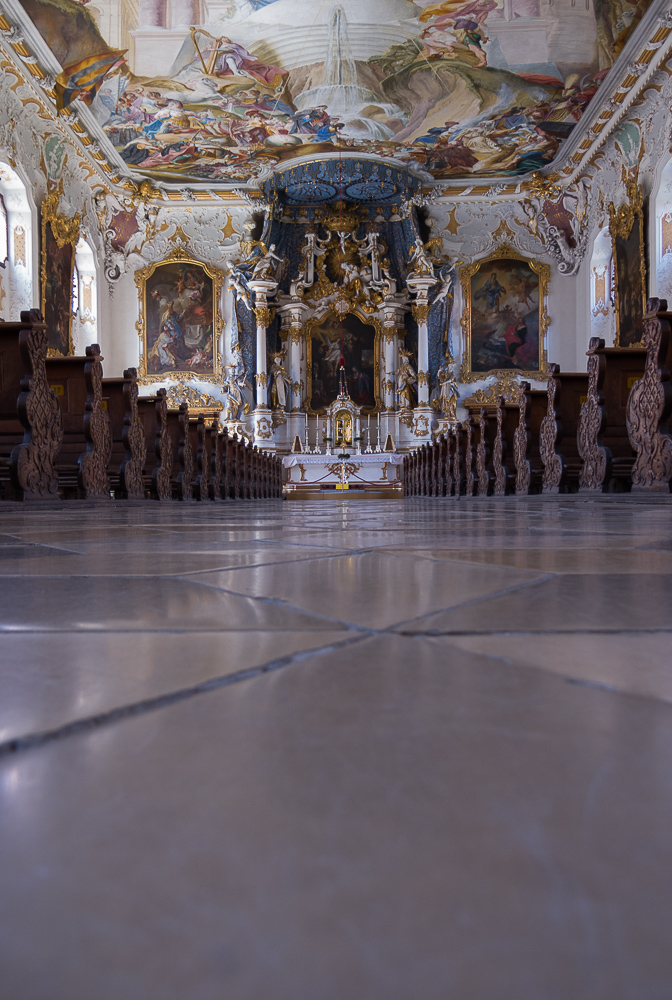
(19, 0), (656, 185)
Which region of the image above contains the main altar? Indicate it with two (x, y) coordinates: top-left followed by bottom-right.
(223, 163), (459, 494)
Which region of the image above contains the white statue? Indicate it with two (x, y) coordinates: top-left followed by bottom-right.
(269, 353), (292, 411)
(396, 351), (417, 410)
(223, 363), (249, 421)
(408, 238), (434, 277)
(437, 359), (459, 420)
(250, 243), (285, 282)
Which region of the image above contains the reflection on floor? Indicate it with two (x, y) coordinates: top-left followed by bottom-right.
(1, 496), (672, 999)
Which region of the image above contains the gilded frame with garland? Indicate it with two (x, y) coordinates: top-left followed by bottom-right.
(459, 243), (550, 384)
(304, 306), (383, 416)
(609, 179), (646, 347)
(40, 188), (80, 357)
(134, 247), (224, 385)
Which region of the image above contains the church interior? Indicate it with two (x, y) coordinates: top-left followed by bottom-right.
(1, 0), (672, 995)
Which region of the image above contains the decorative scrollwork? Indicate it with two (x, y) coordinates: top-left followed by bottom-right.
(513, 381), (531, 495)
(178, 402), (194, 501)
(539, 364), (565, 494)
(476, 408), (490, 496)
(12, 310), (62, 499)
(578, 338), (611, 492)
(627, 298), (672, 491)
(120, 367), (146, 498)
(152, 387), (173, 501)
(79, 344), (112, 499)
(493, 398), (507, 496)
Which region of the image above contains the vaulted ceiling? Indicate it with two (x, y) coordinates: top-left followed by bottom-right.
(16, 0), (658, 187)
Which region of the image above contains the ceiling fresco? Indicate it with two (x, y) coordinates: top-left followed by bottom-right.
(20, 0), (656, 185)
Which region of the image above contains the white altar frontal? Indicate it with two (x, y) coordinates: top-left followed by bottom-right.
(283, 452), (403, 498)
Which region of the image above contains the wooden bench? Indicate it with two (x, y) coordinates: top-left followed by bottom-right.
(0, 310), (62, 501)
(46, 345), (112, 499)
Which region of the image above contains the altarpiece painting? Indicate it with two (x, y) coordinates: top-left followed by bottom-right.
(135, 250), (223, 383)
(460, 247), (549, 382)
(307, 312), (380, 413)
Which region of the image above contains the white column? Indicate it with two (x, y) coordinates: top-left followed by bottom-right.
(288, 304), (306, 413)
(253, 303), (271, 408)
(414, 302), (430, 405)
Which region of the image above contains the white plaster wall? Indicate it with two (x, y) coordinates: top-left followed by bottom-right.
(0, 160), (36, 322)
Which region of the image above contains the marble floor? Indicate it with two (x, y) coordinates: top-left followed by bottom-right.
(1, 495), (672, 999)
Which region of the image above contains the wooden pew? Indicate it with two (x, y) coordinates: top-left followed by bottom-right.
(463, 417), (475, 497)
(177, 403), (195, 501)
(46, 344), (112, 499)
(102, 368), (147, 499)
(539, 365), (566, 495)
(475, 408), (493, 497)
(626, 298), (672, 493)
(0, 310), (62, 501)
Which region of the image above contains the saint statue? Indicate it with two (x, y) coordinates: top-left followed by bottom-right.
(437, 358), (459, 420)
(270, 353), (292, 411)
(223, 363), (251, 421)
(396, 350), (418, 410)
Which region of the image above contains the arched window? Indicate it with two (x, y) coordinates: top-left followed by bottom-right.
(0, 161), (34, 321)
(589, 226), (616, 345)
(0, 193), (8, 269)
(72, 238), (98, 352)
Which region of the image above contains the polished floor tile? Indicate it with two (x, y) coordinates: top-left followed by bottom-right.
(0, 575), (346, 632)
(2, 635), (672, 1000)
(183, 552), (547, 629)
(1, 496), (672, 1000)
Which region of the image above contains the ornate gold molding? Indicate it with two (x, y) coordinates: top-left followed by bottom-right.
(134, 246), (224, 385)
(459, 243), (550, 385)
(609, 176), (646, 347)
(463, 373), (525, 407)
(411, 303), (429, 324)
(40, 184), (80, 357)
(254, 306), (274, 328)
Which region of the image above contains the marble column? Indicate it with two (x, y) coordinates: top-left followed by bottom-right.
(249, 278), (278, 449)
(413, 302), (430, 405)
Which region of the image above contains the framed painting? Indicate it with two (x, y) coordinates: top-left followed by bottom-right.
(306, 310), (381, 414)
(609, 181), (646, 347)
(459, 245), (550, 383)
(41, 195), (80, 356)
(135, 248), (223, 383)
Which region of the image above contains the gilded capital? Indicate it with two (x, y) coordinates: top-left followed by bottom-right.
(412, 303), (430, 324)
(254, 306), (274, 328)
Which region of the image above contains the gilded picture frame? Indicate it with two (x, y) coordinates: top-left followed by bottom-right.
(40, 190), (80, 357)
(305, 307), (382, 415)
(609, 179), (646, 347)
(134, 247), (223, 384)
(459, 243), (550, 384)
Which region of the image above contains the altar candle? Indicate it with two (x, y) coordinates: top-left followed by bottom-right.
(305, 412), (309, 447)
(377, 412), (380, 447)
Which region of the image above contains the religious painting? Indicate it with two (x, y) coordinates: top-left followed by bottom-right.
(459, 246), (550, 383)
(610, 181), (646, 347)
(21, 0), (657, 186)
(135, 250), (223, 384)
(307, 311), (380, 414)
(41, 198), (79, 357)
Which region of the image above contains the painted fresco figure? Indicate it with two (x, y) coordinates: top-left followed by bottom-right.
(475, 272), (507, 311)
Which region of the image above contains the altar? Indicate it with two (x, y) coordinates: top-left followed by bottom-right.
(283, 453), (403, 498)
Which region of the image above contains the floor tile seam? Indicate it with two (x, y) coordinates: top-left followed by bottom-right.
(383, 572), (558, 631)
(392, 626), (672, 636)
(0, 625), (353, 634)
(430, 636), (672, 710)
(0, 633), (375, 760)
(172, 550), (374, 579)
(162, 574), (373, 632)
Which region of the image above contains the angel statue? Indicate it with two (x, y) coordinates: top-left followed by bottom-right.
(408, 238), (434, 278)
(437, 358), (459, 420)
(250, 243), (285, 283)
(269, 353), (292, 411)
(396, 350), (418, 410)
